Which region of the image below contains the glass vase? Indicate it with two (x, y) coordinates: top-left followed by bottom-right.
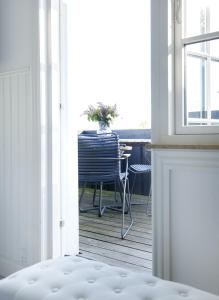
(97, 121), (112, 134)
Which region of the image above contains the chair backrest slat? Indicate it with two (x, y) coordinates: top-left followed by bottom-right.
(78, 133), (121, 183)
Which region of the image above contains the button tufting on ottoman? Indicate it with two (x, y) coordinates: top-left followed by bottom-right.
(0, 256), (218, 300)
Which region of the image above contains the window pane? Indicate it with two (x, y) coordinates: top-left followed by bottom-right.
(185, 55), (206, 125)
(184, 39), (219, 126)
(186, 38), (219, 57)
(183, 0), (219, 38)
(210, 61), (219, 125)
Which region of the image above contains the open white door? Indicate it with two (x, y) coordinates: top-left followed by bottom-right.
(40, 0), (79, 260)
(59, 0), (79, 256)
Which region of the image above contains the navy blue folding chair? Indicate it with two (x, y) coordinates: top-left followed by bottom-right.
(78, 133), (133, 239)
(129, 149), (151, 215)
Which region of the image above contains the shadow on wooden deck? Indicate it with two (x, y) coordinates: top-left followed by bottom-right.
(78, 188), (152, 273)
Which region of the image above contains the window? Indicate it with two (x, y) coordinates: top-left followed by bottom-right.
(175, 0), (219, 133)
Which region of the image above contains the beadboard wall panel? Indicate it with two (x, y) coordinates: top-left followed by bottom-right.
(0, 68), (40, 276)
(152, 149), (219, 295)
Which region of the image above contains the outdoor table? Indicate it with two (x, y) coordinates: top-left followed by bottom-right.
(119, 138), (151, 147)
(119, 138), (151, 163)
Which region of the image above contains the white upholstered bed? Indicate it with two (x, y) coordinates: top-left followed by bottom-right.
(0, 256), (218, 300)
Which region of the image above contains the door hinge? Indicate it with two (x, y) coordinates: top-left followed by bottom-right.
(59, 103), (62, 110)
(59, 219), (65, 227)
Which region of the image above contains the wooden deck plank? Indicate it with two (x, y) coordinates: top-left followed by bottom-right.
(80, 210), (152, 226)
(80, 224), (152, 245)
(80, 243), (152, 268)
(80, 215), (152, 234)
(80, 222), (152, 241)
(80, 236), (152, 260)
(80, 215), (151, 235)
(79, 251), (150, 272)
(80, 230), (152, 253)
(79, 188), (152, 272)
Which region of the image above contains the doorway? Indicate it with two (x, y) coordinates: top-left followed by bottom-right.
(59, 0), (152, 272)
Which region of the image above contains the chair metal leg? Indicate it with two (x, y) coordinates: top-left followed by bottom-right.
(126, 178), (130, 209)
(118, 184), (123, 206)
(91, 179), (127, 215)
(124, 178), (132, 216)
(98, 182), (105, 217)
(120, 178), (133, 239)
(146, 177), (152, 215)
(79, 182), (102, 213)
(130, 172), (137, 202)
(92, 183), (97, 207)
(114, 180), (118, 202)
(79, 182), (87, 212)
(124, 179), (130, 213)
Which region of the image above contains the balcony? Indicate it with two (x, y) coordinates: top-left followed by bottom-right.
(78, 129), (152, 272)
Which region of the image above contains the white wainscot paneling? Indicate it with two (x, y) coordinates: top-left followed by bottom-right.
(0, 68), (40, 276)
(152, 149), (219, 295)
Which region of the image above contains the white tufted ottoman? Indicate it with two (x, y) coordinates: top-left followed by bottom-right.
(0, 256), (218, 300)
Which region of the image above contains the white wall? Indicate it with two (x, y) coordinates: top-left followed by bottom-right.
(0, 0), (41, 276)
(152, 149), (219, 295)
(0, 0), (38, 72)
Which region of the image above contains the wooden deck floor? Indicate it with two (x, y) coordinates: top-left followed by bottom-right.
(78, 188), (152, 272)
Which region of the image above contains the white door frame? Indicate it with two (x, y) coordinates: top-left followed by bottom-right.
(59, 0), (79, 256)
(39, 0), (79, 260)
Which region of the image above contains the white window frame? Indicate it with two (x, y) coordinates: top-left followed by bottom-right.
(174, 0), (219, 134)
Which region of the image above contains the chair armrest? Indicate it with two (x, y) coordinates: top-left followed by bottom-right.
(120, 145), (133, 151)
(81, 154), (131, 160)
(121, 153), (131, 159)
